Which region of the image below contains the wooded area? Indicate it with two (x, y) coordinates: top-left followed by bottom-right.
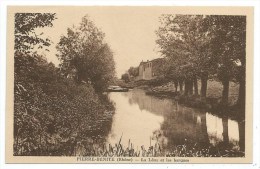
(14, 13), (115, 155)
(155, 15), (246, 111)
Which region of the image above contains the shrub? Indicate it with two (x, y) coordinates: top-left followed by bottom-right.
(14, 54), (114, 156)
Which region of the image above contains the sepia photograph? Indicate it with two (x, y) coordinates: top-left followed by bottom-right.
(5, 6), (253, 163)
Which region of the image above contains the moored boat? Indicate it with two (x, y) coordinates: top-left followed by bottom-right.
(107, 86), (129, 92)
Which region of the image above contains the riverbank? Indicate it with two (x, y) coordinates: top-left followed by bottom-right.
(136, 80), (244, 121)
(14, 54), (115, 156)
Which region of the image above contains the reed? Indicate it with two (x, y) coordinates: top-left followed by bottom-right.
(76, 137), (244, 157)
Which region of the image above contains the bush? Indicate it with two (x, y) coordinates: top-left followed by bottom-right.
(14, 54), (114, 156)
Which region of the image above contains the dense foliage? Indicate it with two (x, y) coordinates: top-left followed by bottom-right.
(121, 73), (130, 83)
(156, 15), (246, 109)
(14, 13), (115, 156)
(128, 67), (139, 78)
(15, 13), (56, 53)
(56, 16), (115, 92)
(14, 54), (114, 156)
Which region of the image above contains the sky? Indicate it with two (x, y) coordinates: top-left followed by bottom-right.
(36, 7), (165, 77)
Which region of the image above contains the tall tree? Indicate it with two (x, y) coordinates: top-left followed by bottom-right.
(156, 15), (215, 98)
(205, 15), (246, 106)
(15, 13), (56, 54)
(56, 15), (115, 92)
(15, 13), (57, 78)
(14, 13), (57, 155)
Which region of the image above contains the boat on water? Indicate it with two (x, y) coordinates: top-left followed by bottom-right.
(107, 86), (129, 92)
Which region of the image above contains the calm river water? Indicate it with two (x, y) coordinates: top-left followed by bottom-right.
(107, 89), (245, 152)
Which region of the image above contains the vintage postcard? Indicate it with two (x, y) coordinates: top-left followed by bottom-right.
(6, 6), (253, 163)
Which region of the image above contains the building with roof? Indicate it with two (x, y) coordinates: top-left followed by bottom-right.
(136, 58), (165, 80)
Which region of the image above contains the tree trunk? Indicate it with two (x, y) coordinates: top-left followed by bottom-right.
(200, 72), (208, 100)
(185, 79), (193, 95)
(239, 121), (245, 151)
(174, 79), (178, 92)
(238, 79), (245, 109)
(237, 54), (246, 113)
(194, 76), (198, 96)
(222, 116), (229, 143)
(201, 114), (209, 144)
(222, 78), (230, 106)
(184, 79), (193, 96)
(184, 80), (189, 96)
(179, 79), (184, 93)
(189, 80), (193, 95)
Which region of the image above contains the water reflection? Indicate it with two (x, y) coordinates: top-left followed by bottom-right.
(107, 89), (244, 152)
(206, 113), (224, 146)
(107, 91), (164, 148)
(206, 113), (240, 150)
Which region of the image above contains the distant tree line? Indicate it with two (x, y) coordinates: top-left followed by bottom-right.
(156, 15), (246, 110)
(121, 66), (139, 83)
(121, 73), (130, 83)
(128, 66), (139, 77)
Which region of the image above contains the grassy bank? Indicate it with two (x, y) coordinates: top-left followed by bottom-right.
(136, 80), (243, 120)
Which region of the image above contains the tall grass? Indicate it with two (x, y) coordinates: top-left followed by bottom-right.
(75, 136), (244, 157)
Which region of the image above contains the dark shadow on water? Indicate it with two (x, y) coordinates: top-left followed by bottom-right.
(107, 89), (245, 156)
